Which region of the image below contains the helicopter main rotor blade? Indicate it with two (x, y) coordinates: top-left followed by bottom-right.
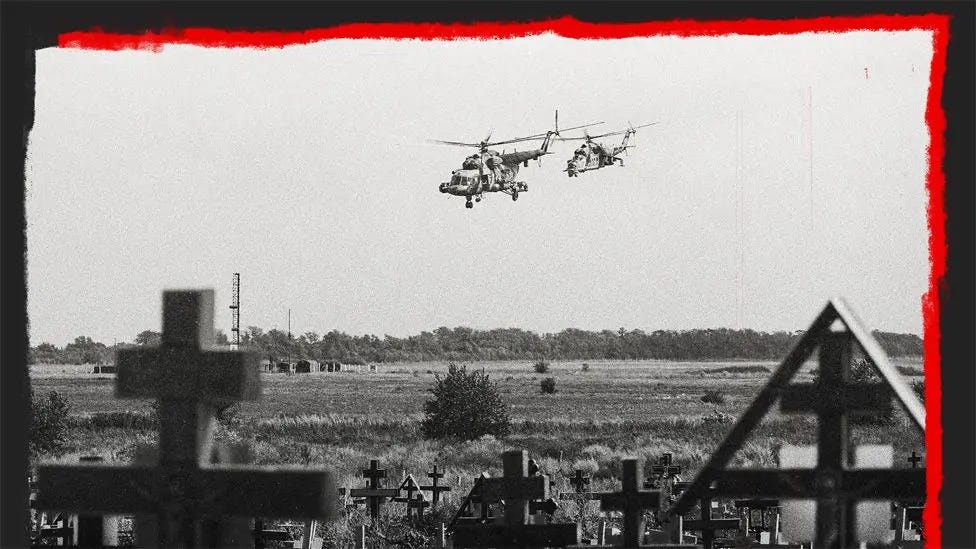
(428, 139), (482, 147)
(556, 121), (604, 134)
(487, 135), (549, 147)
(628, 122), (659, 131)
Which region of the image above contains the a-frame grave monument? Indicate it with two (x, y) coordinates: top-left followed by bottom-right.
(669, 298), (926, 549)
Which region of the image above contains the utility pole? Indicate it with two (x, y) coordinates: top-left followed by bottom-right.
(230, 273), (240, 350)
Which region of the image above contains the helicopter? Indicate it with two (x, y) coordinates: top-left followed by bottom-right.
(560, 122), (658, 177)
(433, 111), (602, 208)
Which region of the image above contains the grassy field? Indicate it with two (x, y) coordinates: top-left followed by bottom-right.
(29, 359), (925, 545)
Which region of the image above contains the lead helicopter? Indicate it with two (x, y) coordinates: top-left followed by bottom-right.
(433, 111), (602, 208)
(560, 122), (658, 177)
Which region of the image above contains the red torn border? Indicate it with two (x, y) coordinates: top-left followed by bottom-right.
(57, 13), (950, 548)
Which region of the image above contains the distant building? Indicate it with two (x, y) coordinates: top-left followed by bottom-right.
(92, 365), (117, 374)
(322, 360), (342, 372)
(295, 360), (320, 373)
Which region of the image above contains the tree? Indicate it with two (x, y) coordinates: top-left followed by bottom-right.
(214, 329), (229, 346)
(134, 330), (162, 347)
(30, 389), (71, 456)
(421, 364), (510, 441)
(30, 342), (61, 364)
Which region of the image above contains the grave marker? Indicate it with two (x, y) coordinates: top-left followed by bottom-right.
(408, 494), (431, 522)
(35, 290), (337, 548)
(453, 451), (578, 547)
(669, 299), (926, 549)
(421, 465), (453, 505)
(393, 474), (423, 516)
(681, 497), (739, 549)
(595, 459), (660, 548)
(349, 460), (399, 520)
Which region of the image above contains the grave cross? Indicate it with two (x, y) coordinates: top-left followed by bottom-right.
(649, 454), (682, 485)
(907, 451), (923, 469)
(682, 497), (740, 549)
(36, 290), (337, 548)
(407, 494), (431, 522)
(452, 451), (578, 548)
(567, 470), (591, 493)
(449, 474), (492, 530)
(349, 460), (399, 520)
(393, 475), (422, 506)
(421, 465), (453, 505)
(596, 459), (661, 548)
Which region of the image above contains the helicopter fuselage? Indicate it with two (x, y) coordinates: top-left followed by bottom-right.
(438, 147), (549, 206)
(565, 129), (635, 177)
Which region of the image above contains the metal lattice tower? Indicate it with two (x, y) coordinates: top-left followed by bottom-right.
(229, 273), (240, 349)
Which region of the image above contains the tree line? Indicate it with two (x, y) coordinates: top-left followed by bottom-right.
(30, 325), (923, 365)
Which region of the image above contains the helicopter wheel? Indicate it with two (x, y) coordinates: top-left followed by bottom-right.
(511, 191), (519, 202)
(465, 200), (473, 209)
(475, 196), (481, 203)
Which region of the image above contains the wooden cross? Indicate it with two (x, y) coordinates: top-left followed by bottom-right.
(407, 494), (431, 522)
(421, 465), (452, 505)
(682, 497), (740, 549)
(35, 290), (337, 548)
(648, 454), (682, 487)
(908, 451), (923, 469)
(567, 470), (591, 493)
(393, 475), (422, 506)
(349, 460), (399, 520)
(452, 450), (578, 547)
(596, 459), (661, 548)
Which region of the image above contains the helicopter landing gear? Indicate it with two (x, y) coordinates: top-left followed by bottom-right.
(465, 198), (473, 209)
(475, 195), (482, 203)
(512, 191), (518, 201)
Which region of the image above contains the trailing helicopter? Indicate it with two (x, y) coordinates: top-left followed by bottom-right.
(433, 111), (602, 208)
(561, 122), (658, 177)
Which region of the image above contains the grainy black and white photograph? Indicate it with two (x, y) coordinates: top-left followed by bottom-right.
(12, 5), (965, 549)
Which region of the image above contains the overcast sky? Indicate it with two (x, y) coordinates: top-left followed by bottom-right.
(26, 30), (934, 346)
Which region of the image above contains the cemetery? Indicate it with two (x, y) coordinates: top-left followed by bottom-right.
(27, 288), (928, 548)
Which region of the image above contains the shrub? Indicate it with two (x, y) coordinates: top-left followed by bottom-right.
(533, 361), (550, 374)
(540, 377), (557, 394)
(701, 390), (726, 405)
(421, 363), (511, 441)
(31, 390), (72, 456)
(581, 363), (590, 372)
(701, 410), (736, 426)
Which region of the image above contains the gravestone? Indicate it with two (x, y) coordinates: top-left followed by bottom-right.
(349, 460), (399, 521)
(669, 299), (926, 549)
(452, 451), (578, 547)
(421, 465), (452, 505)
(35, 290), (337, 548)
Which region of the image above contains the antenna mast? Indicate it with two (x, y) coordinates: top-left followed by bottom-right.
(230, 273), (240, 350)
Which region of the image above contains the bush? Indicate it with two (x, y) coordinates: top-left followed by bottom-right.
(540, 377), (557, 394)
(533, 361), (550, 374)
(581, 363), (590, 372)
(31, 390), (72, 456)
(701, 390), (726, 405)
(421, 363), (511, 441)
